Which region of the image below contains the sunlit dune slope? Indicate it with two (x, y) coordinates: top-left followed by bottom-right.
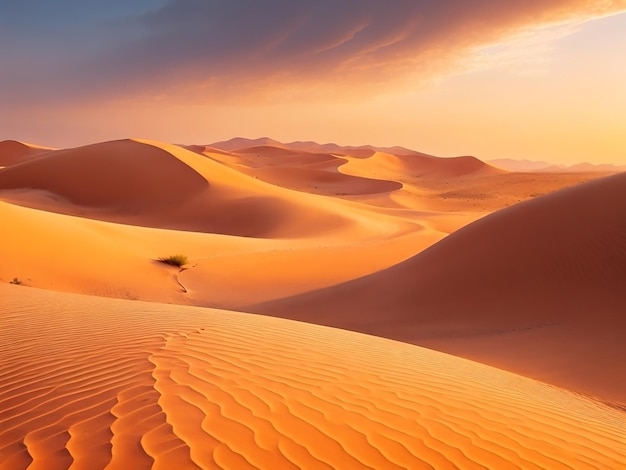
(187, 144), (343, 171)
(335, 150), (609, 214)
(403, 171), (608, 213)
(0, 139), (208, 208)
(0, 139), (380, 238)
(1, 137), (616, 309)
(226, 146), (499, 183)
(0, 187), (428, 308)
(0, 137), (432, 307)
(195, 144), (500, 200)
(382, 153), (501, 179)
(246, 166), (402, 196)
(0, 137), (433, 306)
(216, 145), (345, 170)
(1, 284), (624, 469)
(0, 140), (54, 167)
(252, 172), (626, 405)
(186, 144), (403, 197)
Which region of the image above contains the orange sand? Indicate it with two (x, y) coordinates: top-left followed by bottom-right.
(2, 285), (625, 469)
(1, 137), (624, 468)
(254, 172), (626, 405)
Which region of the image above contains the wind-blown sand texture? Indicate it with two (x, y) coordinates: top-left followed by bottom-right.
(1, 285), (625, 469)
(255, 172), (626, 406)
(1, 137), (625, 468)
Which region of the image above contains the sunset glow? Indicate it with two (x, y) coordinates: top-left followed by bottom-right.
(1, 1), (625, 164)
(2, 3), (626, 467)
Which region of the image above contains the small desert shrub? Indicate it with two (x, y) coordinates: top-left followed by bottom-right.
(157, 254), (189, 267)
(10, 277), (22, 285)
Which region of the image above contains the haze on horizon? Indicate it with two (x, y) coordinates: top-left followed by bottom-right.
(1, 0), (625, 165)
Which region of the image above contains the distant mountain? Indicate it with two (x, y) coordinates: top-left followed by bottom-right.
(488, 159), (555, 172)
(209, 137), (431, 157)
(563, 162), (626, 173)
(490, 158), (626, 173)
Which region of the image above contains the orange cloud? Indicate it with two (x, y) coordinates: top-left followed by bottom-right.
(2, 0), (625, 107)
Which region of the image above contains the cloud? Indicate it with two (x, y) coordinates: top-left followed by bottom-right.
(2, 0), (625, 106)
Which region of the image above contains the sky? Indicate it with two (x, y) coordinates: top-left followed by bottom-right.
(1, 0), (625, 164)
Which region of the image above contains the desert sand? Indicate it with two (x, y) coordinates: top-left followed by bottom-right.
(254, 172), (626, 405)
(1, 137), (624, 468)
(2, 284), (625, 469)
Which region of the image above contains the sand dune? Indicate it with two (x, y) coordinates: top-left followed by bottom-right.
(335, 151), (601, 215)
(253, 172), (626, 405)
(244, 166), (402, 196)
(0, 139), (208, 209)
(1, 136), (625, 468)
(203, 145), (344, 169)
(0, 177), (428, 308)
(178, 142), (604, 230)
(0, 196), (433, 310)
(1, 137), (616, 309)
(188, 144), (400, 197)
(209, 137), (288, 152)
(227, 146), (499, 181)
(2, 284), (624, 469)
(0, 137), (438, 306)
(379, 152), (500, 179)
(0, 139), (383, 238)
(0, 140), (54, 167)
(402, 171), (608, 214)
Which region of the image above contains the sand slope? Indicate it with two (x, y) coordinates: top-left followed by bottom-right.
(0, 139), (381, 238)
(0, 139), (208, 208)
(1, 284), (625, 469)
(0, 140), (54, 167)
(0, 138), (440, 307)
(0, 182), (430, 309)
(253, 172), (626, 405)
(1, 137), (625, 468)
(188, 145), (403, 197)
(1, 137), (616, 311)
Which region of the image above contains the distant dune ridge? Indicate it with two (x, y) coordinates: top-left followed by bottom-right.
(209, 136), (424, 157)
(1, 136), (625, 468)
(490, 158), (626, 173)
(0, 139), (209, 209)
(189, 144), (404, 197)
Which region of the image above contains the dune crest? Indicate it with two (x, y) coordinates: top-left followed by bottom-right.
(252, 172), (626, 405)
(1, 136), (625, 468)
(0, 139), (372, 238)
(0, 140), (54, 167)
(1, 285), (624, 469)
(0, 139), (208, 208)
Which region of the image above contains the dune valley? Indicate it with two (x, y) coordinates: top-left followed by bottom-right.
(1, 137), (625, 469)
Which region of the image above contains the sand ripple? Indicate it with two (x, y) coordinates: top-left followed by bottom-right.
(1, 285), (624, 469)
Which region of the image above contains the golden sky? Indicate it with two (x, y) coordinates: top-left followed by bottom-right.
(1, 1), (625, 164)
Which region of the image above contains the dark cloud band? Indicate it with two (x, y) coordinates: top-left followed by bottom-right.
(1, 0), (624, 105)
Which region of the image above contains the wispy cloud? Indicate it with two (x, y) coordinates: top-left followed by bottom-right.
(466, 23), (584, 77)
(2, 0), (625, 106)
